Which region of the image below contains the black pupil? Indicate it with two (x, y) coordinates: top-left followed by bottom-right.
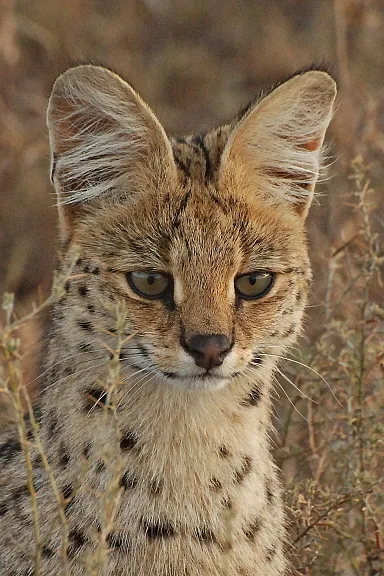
(147, 275), (156, 285)
(249, 275), (257, 286)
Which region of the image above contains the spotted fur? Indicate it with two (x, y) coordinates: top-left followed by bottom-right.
(0, 65), (336, 575)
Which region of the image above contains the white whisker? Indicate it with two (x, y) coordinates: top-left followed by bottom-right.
(272, 375), (308, 423)
(274, 367), (318, 404)
(257, 352), (341, 405)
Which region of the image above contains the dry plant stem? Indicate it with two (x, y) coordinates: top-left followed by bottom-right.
(353, 157), (379, 572)
(293, 489), (371, 545)
(22, 385), (70, 575)
(7, 356), (42, 575)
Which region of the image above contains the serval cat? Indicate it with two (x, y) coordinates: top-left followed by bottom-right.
(0, 65), (336, 575)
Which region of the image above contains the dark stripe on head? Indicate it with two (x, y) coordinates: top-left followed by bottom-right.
(192, 134), (213, 182)
(173, 188), (192, 228)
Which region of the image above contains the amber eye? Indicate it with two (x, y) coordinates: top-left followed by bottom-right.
(127, 271), (170, 299)
(235, 272), (275, 300)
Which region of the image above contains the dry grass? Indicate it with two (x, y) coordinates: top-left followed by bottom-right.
(0, 1), (383, 574)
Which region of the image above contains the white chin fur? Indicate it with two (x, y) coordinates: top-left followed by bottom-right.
(164, 375), (230, 391)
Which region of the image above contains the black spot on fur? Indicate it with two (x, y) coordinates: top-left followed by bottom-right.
(283, 325), (296, 337)
(61, 484), (74, 512)
(59, 443), (70, 468)
(48, 365), (59, 382)
(142, 518), (175, 539)
(149, 478), (163, 495)
(62, 484), (73, 499)
(120, 430), (138, 451)
(252, 355), (263, 365)
(41, 546), (55, 558)
(24, 404), (42, 423)
(219, 445), (230, 458)
(64, 280), (71, 292)
(107, 531), (131, 551)
(95, 460), (105, 473)
(83, 443), (91, 458)
(161, 370), (178, 378)
(0, 501), (8, 516)
(266, 482), (274, 505)
(266, 544), (277, 561)
(87, 303), (95, 314)
(241, 385), (262, 407)
(78, 342), (93, 353)
(92, 267), (100, 275)
(78, 320), (93, 332)
(68, 529), (87, 553)
(79, 285), (88, 297)
(33, 454), (43, 467)
(210, 477), (222, 491)
(120, 471), (138, 490)
(243, 518), (262, 541)
(0, 438), (21, 461)
(222, 497), (232, 509)
(234, 456), (253, 484)
(282, 308), (294, 316)
(83, 264), (90, 273)
(193, 526), (216, 543)
(84, 387), (107, 411)
(13, 485), (29, 501)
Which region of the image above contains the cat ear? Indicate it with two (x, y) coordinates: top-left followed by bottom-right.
(220, 70), (337, 218)
(47, 65), (175, 236)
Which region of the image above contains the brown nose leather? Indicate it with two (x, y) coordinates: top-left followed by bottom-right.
(188, 334), (231, 370)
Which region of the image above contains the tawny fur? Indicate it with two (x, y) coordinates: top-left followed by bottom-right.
(0, 65), (336, 575)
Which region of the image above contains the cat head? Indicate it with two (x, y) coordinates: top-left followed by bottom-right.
(47, 65), (336, 390)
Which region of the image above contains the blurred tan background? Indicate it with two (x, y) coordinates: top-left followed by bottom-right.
(1, 1), (383, 574)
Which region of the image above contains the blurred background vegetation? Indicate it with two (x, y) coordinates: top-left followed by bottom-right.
(0, 0), (383, 574)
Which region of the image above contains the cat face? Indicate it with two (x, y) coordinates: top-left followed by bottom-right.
(48, 65), (335, 390)
(68, 177), (310, 390)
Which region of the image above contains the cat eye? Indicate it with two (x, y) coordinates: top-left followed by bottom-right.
(235, 271), (275, 300)
(127, 271), (170, 299)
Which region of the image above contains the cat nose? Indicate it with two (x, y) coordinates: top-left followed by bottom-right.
(188, 334), (231, 370)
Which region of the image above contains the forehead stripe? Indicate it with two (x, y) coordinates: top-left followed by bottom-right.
(172, 189), (192, 229)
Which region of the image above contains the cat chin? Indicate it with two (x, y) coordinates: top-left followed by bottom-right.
(162, 374), (231, 391)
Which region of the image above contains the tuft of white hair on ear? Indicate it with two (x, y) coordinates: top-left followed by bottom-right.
(47, 65), (174, 206)
(220, 70), (337, 217)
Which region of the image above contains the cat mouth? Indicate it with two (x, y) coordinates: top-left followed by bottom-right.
(160, 370), (231, 380)
(125, 342), (241, 389)
(159, 371), (234, 390)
